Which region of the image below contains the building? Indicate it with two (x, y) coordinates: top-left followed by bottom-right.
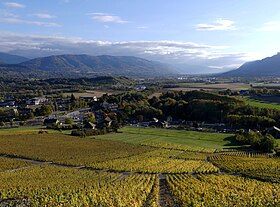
(27, 97), (48, 106)
(0, 100), (16, 107)
(84, 122), (96, 129)
(43, 119), (60, 127)
(80, 96), (97, 102)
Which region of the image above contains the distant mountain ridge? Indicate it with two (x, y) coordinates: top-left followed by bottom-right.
(19, 54), (176, 78)
(222, 53), (280, 77)
(0, 53), (177, 78)
(0, 52), (29, 64)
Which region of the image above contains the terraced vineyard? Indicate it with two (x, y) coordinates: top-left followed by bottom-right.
(0, 165), (158, 206)
(0, 157), (31, 172)
(92, 149), (219, 173)
(166, 174), (280, 207)
(0, 133), (153, 167)
(210, 152), (280, 183)
(0, 127), (279, 206)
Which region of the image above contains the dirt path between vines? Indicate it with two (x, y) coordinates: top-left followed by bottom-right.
(158, 173), (179, 207)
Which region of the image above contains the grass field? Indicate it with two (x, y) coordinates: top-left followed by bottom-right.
(165, 82), (251, 92)
(63, 90), (121, 98)
(98, 127), (237, 152)
(243, 97), (280, 110)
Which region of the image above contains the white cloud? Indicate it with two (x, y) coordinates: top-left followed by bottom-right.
(0, 18), (60, 27)
(3, 2), (25, 8)
(0, 10), (18, 18)
(32, 13), (57, 19)
(208, 64), (241, 69)
(89, 13), (128, 24)
(258, 21), (280, 31)
(0, 32), (252, 72)
(196, 19), (236, 31)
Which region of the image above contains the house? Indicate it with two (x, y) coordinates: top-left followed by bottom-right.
(18, 108), (33, 115)
(84, 122), (96, 129)
(43, 119), (60, 127)
(80, 96), (97, 102)
(136, 85), (147, 91)
(149, 118), (168, 128)
(27, 97), (48, 106)
(239, 90), (250, 96)
(104, 117), (112, 127)
(101, 101), (118, 111)
(0, 100), (16, 107)
(149, 121), (164, 128)
(268, 126), (280, 139)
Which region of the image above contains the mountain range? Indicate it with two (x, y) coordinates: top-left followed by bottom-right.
(0, 52), (29, 64)
(1, 51), (280, 78)
(221, 53), (280, 77)
(0, 53), (176, 78)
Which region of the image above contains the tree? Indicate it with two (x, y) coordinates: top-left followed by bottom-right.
(87, 113), (96, 123)
(137, 115), (144, 122)
(10, 119), (14, 127)
(262, 134), (278, 153)
(0, 121), (4, 127)
(65, 118), (74, 124)
(234, 130), (278, 153)
(110, 116), (120, 132)
(70, 94), (76, 103)
(36, 105), (53, 116)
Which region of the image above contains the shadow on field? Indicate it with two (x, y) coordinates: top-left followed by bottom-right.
(223, 136), (251, 151)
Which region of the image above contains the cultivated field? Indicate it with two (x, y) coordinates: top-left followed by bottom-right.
(63, 90), (121, 98)
(165, 82), (251, 92)
(0, 127), (279, 206)
(243, 96), (280, 111)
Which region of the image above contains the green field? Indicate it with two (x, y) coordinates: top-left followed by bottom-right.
(0, 127), (279, 206)
(173, 82), (251, 91)
(98, 127), (237, 152)
(242, 97), (280, 110)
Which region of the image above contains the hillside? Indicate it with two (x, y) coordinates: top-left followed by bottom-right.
(222, 53), (280, 77)
(0, 64), (50, 78)
(0, 52), (29, 64)
(20, 54), (176, 77)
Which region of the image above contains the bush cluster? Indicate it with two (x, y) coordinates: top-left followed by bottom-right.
(235, 130), (278, 153)
(71, 129), (105, 137)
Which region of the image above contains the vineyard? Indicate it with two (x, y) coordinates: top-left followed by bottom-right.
(209, 152), (280, 183)
(0, 165), (157, 206)
(0, 157), (31, 172)
(166, 174), (280, 207)
(0, 127), (279, 206)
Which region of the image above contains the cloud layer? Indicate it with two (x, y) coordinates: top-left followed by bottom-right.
(196, 19), (236, 31)
(3, 2), (25, 8)
(0, 18), (60, 26)
(0, 32), (250, 73)
(89, 13), (128, 24)
(258, 21), (280, 31)
(32, 13), (57, 19)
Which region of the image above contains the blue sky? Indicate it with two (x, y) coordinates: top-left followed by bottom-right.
(1, 0), (280, 73)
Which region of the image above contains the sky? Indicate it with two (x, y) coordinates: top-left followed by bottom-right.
(1, 0), (280, 73)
